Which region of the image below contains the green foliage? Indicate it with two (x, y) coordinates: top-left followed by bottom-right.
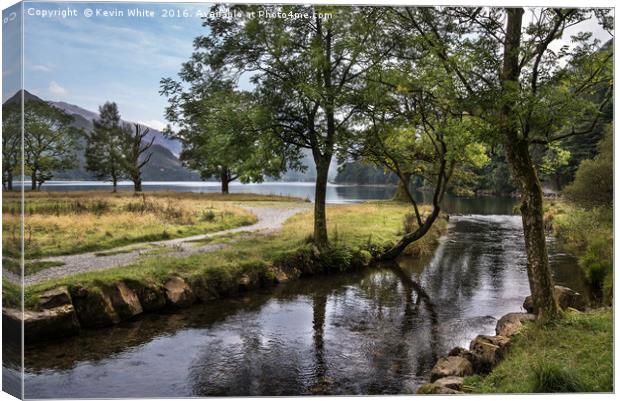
(84, 102), (127, 189)
(23, 100), (83, 189)
(161, 78), (293, 192)
(563, 125), (613, 207)
(2, 102), (22, 190)
(464, 309), (613, 393)
(547, 202), (612, 304)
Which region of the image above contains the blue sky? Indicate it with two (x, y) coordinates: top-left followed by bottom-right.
(10, 1), (212, 130)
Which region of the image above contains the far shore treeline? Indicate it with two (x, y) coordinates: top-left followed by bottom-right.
(1, 6), (613, 320)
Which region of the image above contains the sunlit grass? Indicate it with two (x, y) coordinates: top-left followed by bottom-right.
(1, 192), (311, 258)
(16, 202), (447, 309)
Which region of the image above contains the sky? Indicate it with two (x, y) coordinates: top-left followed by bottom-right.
(3, 2), (613, 132)
(5, 1), (211, 130)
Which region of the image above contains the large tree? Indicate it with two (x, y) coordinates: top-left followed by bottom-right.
(2, 102), (21, 191)
(23, 100), (82, 190)
(185, 4), (393, 247)
(85, 102), (126, 192)
(401, 7), (612, 319)
(161, 77), (297, 194)
(120, 123), (154, 192)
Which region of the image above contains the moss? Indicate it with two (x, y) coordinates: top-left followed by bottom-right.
(464, 309), (613, 393)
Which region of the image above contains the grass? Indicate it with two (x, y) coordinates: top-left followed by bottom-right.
(544, 201), (613, 303)
(2, 258), (65, 276)
(464, 309), (613, 393)
(0, 191), (302, 259)
(12, 201), (447, 309)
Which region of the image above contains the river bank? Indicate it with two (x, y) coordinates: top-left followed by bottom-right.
(3, 200), (447, 341)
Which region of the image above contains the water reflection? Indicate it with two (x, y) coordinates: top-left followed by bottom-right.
(22, 214), (586, 397)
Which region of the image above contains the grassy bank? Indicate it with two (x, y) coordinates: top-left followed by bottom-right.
(464, 309), (613, 393)
(6, 201), (446, 309)
(1, 191), (307, 259)
(544, 201), (613, 303)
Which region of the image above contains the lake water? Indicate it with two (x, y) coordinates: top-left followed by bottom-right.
(39, 181), (516, 214)
(8, 184), (587, 397)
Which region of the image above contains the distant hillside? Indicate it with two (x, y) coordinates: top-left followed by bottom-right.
(6, 90), (200, 181)
(334, 161), (398, 185)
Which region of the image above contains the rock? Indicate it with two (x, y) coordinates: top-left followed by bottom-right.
(433, 376), (464, 391)
(164, 277), (196, 308)
(237, 274), (254, 292)
(70, 286), (120, 328)
(3, 306), (80, 342)
(104, 282), (142, 320)
(496, 312), (536, 337)
(523, 296), (534, 313)
(469, 335), (510, 373)
(524, 286), (586, 313)
(447, 346), (476, 363)
(125, 280), (167, 312)
(38, 286), (72, 309)
(187, 276), (218, 302)
(270, 267), (290, 284)
(554, 286), (586, 311)
(430, 356), (473, 382)
(417, 383), (461, 394)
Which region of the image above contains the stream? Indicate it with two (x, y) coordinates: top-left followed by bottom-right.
(18, 199), (588, 397)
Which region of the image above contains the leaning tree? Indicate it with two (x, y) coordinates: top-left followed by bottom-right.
(397, 7), (613, 319)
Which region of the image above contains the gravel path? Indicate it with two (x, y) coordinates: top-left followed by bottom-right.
(5, 206), (309, 286)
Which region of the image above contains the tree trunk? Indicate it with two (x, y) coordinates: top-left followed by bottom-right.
(31, 170), (37, 191)
(6, 170), (13, 191)
(380, 206), (440, 260)
(501, 8), (559, 320)
(112, 177), (118, 193)
(133, 175), (142, 192)
(220, 169), (230, 194)
(393, 172), (412, 202)
(313, 159), (330, 248)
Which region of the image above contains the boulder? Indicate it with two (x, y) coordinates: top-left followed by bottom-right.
(188, 276), (218, 302)
(430, 356), (473, 382)
(70, 286), (120, 328)
(523, 286), (586, 313)
(237, 274), (253, 291)
(496, 312), (536, 337)
(417, 383), (461, 394)
(433, 376), (464, 391)
(3, 306), (80, 342)
(469, 335), (510, 373)
(164, 277), (196, 308)
(554, 286), (586, 311)
(38, 286), (72, 309)
(104, 282), (143, 320)
(125, 280), (167, 312)
(447, 346), (477, 364)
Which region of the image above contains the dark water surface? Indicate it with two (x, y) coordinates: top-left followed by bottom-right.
(21, 205), (587, 397)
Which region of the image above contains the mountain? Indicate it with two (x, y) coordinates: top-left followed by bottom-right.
(5, 90), (328, 183)
(6, 90), (200, 181)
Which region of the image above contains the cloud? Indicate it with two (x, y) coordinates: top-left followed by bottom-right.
(30, 64), (52, 72)
(48, 81), (68, 97)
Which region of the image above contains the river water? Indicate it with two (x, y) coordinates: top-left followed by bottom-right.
(12, 184), (587, 397)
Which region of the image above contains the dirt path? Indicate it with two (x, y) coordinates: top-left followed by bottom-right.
(5, 206), (309, 286)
